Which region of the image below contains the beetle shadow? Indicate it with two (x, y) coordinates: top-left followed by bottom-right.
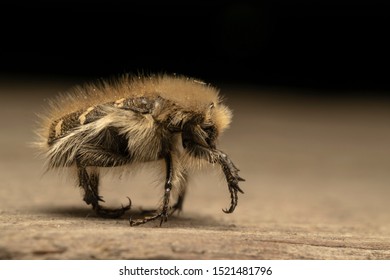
(36, 206), (234, 230)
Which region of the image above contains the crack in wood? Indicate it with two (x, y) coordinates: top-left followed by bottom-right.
(258, 239), (390, 251)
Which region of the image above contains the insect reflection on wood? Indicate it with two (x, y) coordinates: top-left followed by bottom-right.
(36, 74), (245, 226)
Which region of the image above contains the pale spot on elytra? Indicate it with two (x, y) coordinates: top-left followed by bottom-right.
(114, 98), (125, 108)
(78, 107), (95, 125)
(55, 119), (63, 137)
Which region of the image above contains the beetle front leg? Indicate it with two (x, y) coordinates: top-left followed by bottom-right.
(184, 142), (245, 214)
(213, 150), (245, 213)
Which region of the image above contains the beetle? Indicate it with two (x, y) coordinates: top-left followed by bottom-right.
(36, 74), (244, 226)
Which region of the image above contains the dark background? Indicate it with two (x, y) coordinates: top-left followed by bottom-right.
(1, 1), (390, 92)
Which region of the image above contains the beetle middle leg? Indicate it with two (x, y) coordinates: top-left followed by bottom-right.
(129, 154), (174, 226)
(169, 171), (188, 215)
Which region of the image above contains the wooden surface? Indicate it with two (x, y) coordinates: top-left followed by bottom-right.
(1, 80), (390, 259)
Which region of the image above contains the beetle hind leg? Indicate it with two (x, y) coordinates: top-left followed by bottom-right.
(77, 166), (131, 218)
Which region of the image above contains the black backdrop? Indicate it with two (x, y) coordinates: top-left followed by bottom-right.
(2, 1), (390, 91)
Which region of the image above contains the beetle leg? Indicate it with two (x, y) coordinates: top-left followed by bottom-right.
(183, 142), (245, 214)
(130, 154), (174, 226)
(213, 150), (245, 213)
(77, 163), (131, 218)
